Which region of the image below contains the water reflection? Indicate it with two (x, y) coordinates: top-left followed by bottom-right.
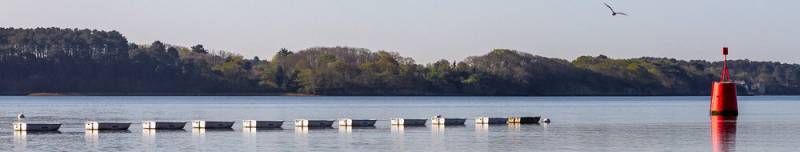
(143, 129), (186, 151)
(294, 127), (308, 135)
(475, 124), (489, 133)
(431, 125), (447, 151)
(142, 129), (156, 152)
(243, 127), (257, 135)
(13, 131), (63, 152)
(508, 123), (521, 131)
(294, 126), (334, 135)
(191, 128), (206, 148)
(294, 127), (309, 151)
(338, 126), (376, 135)
(13, 131), (27, 152)
(432, 124), (446, 134)
(711, 116), (737, 152)
(242, 128), (257, 152)
(390, 125), (405, 135)
(339, 126), (352, 134)
(85, 130), (131, 145)
(85, 130), (99, 145)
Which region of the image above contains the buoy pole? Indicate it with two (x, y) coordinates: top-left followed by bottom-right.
(710, 47), (738, 116)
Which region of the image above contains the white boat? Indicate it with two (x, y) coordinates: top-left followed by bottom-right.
(508, 116), (541, 124)
(338, 119), (377, 127)
(475, 117), (507, 124)
(12, 114), (61, 131)
(294, 119), (334, 128)
(390, 118), (426, 126)
(142, 121), (186, 129)
(431, 115), (466, 126)
(243, 120), (283, 128)
(191, 120), (235, 129)
(85, 121), (131, 130)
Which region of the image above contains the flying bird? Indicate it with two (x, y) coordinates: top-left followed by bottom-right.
(604, 3), (628, 16)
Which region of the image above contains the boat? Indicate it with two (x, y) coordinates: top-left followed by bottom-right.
(85, 121), (131, 130)
(13, 122), (61, 131)
(431, 115), (466, 126)
(191, 120), (235, 129)
(12, 114), (61, 131)
(142, 121), (186, 129)
(294, 119), (334, 128)
(475, 117), (507, 124)
(243, 120), (283, 128)
(390, 118), (427, 126)
(508, 116), (541, 124)
(338, 119), (377, 127)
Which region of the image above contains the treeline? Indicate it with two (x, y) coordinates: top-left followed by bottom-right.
(1, 27), (798, 95)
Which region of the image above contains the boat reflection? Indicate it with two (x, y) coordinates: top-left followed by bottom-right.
(14, 131), (61, 151)
(13, 131), (27, 152)
(338, 126), (376, 135)
(143, 129), (185, 151)
(475, 124), (489, 133)
(711, 115), (737, 152)
(432, 124), (445, 134)
(390, 125), (405, 135)
(85, 130), (131, 145)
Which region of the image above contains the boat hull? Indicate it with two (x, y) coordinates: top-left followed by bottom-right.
(86, 122), (131, 130)
(338, 119), (377, 127)
(432, 118), (466, 125)
(475, 117), (507, 124)
(143, 121), (186, 129)
(243, 120), (284, 128)
(391, 118), (427, 126)
(192, 121), (235, 129)
(295, 119), (334, 128)
(508, 116), (541, 124)
(13, 123), (61, 131)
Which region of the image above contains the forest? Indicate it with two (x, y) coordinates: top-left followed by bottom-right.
(1, 27), (798, 96)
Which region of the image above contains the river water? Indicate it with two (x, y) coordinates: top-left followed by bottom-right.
(0, 96), (797, 151)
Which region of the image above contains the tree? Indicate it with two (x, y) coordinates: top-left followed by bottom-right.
(191, 44), (208, 54)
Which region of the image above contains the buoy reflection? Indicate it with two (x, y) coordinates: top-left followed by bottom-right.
(711, 115), (737, 152)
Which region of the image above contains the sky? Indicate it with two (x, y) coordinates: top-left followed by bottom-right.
(1, 0), (798, 63)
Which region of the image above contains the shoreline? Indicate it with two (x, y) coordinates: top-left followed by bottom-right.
(0, 92), (772, 96)
(15, 92), (313, 96)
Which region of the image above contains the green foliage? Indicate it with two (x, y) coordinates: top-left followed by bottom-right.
(1, 27), (798, 95)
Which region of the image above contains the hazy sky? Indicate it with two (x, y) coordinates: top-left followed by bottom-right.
(1, 0), (798, 63)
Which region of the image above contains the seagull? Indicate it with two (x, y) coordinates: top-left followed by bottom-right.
(604, 3), (628, 16)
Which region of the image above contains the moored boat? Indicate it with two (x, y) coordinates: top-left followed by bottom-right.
(390, 118), (427, 126)
(508, 116), (541, 124)
(338, 119), (377, 127)
(431, 115), (466, 126)
(12, 114), (61, 131)
(85, 121), (131, 130)
(192, 120), (235, 129)
(294, 119), (334, 128)
(475, 117), (507, 124)
(243, 120), (283, 128)
(13, 122), (61, 131)
(142, 121), (186, 129)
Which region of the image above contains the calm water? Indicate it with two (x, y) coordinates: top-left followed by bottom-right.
(0, 96), (798, 151)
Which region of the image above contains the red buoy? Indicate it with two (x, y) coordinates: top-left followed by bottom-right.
(710, 47), (738, 115)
